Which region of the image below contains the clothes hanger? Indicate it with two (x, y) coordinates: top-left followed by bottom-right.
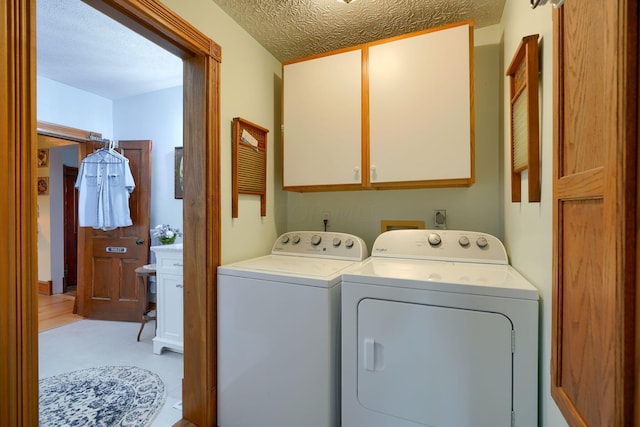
(83, 137), (125, 163)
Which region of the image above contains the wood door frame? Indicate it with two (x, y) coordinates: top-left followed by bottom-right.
(2, 1), (221, 426)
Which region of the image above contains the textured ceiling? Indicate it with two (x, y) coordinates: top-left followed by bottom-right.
(212, 0), (506, 63)
(37, 0), (182, 100)
(36, 0), (505, 101)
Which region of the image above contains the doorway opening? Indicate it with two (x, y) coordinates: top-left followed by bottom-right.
(7, 1), (223, 425)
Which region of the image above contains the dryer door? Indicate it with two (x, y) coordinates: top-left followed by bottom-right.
(357, 299), (513, 426)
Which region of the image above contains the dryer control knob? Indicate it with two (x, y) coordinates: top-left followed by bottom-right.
(281, 235), (290, 244)
(345, 238), (354, 248)
(458, 236), (470, 247)
(292, 235), (301, 244)
(428, 233), (442, 246)
(311, 235), (322, 246)
(332, 238), (342, 247)
(476, 236), (488, 248)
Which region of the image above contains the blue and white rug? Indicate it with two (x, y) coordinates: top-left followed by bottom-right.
(39, 366), (166, 427)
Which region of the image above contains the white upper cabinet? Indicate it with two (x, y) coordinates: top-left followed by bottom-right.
(283, 49), (363, 189)
(282, 21), (474, 191)
(368, 23), (472, 186)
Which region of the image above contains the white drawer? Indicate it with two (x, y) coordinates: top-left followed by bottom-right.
(156, 255), (183, 275)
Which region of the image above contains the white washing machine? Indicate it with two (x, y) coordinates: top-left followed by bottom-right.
(341, 229), (539, 427)
(217, 231), (368, 427)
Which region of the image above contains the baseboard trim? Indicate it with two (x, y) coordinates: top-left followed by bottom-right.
(38, 280), (53, 295)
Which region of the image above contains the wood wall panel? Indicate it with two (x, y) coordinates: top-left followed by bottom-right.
(552, 2), (638, 426)
(559, 199), (614, 426)
(561, 3), (606, 176)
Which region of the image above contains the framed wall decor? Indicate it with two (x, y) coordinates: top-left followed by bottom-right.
(232, 117), (268, 218)
(506, 34), (540, 203)
(37, 177), (49, 195)
(38, 148), (49, 167)
(381, 220), (425, 233)
(174, 147), (184, 199)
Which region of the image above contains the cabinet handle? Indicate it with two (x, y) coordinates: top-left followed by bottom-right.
(176, 284), (184, 288)
(173, 263), (183, 267)
(354, 166), (360, 180)
(370, 165), (377, 181)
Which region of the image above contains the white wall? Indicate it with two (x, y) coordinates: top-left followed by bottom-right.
(37, 77), (114, 291)
(500, 3), (567, 427)
(113, 86), (183, 237)
(285, 27), (504, 250)
(162, 0), (285, 264)
(37, 76), (114, 137)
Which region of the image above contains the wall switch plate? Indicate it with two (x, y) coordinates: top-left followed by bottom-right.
(434, 209), (447, 229)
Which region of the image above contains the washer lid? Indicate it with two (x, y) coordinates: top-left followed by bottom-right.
(218, 254), (359, 287)
(342, 257), (539, 300)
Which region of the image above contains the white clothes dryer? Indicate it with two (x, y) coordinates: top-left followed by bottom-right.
(341, 229), (539, 427)
(217, 231), (368, 427)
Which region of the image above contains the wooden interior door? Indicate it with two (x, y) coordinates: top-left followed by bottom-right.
(76, 139), (152, 321)
(63, 165), (78, 292)
(551, 2), (638, 426)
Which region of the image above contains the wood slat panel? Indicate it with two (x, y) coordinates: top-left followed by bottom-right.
(232, 117), (268, 217)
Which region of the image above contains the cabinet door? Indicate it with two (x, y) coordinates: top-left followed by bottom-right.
(283, 49), (363, 189)
(368, 23), (473, 187)
(158, 274), (184, 344)
(551, 2), (637, 426)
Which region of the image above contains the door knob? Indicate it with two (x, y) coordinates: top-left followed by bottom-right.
(136, 238), (144, 245)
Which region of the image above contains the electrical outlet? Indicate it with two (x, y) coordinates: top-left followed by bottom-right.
(434, 209), (447, 229)
(322, 211), (331, 221)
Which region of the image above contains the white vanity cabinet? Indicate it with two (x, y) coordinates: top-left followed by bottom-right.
(151, 244), (183, 354)
(282, 21), (474, 191)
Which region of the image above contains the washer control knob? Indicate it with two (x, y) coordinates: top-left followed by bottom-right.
(311, 235), (322, 246)
(332, 238), (342, 247)
(428, 233), (442, 246)
(458, 236), (470, 247)
(292, 235), (301, 245)
(476, 236), (488, 248)
(345, 238), (354, 248)
(281, 235), (290, 244)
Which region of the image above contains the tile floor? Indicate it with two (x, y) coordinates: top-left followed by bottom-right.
(38, 319), (183, 426)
